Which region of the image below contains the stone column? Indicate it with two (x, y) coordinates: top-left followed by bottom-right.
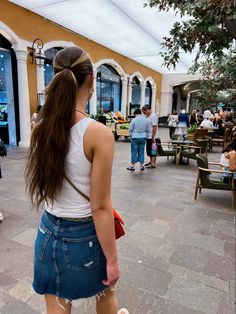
(140, 82), (146, 108)
(89, 68), (97, 115)
(121, 77), (127, 116)
(160, 91), (173, 116)
(14, 48), (31, 147)
(36, 61), (45, 94)
(151, 86), (156, 112)
(186, 92), (191, 113)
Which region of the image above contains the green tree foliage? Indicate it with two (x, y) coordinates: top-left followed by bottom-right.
(145, 0), (236, 68)
(145, 0), (236, 106)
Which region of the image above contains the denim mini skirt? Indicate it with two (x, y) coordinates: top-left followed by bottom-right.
(33, 211), (107, 300)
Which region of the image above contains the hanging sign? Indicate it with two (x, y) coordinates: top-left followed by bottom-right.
(101, 73), (120, 83)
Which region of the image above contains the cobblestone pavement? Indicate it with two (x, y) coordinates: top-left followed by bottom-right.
(0, 128), (235, 314)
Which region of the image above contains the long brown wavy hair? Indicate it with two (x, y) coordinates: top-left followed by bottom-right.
(25, 46), (93, 207)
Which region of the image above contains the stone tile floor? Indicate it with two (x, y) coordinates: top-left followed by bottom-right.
(0, 128), (235, 313)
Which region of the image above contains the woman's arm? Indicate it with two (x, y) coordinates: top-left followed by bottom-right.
(229, 151), (236, 172)
(84, 123), (119, 286)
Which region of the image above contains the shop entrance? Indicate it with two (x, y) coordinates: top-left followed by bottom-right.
(96, 64), (121, 114)
(0, 34), (18, 145)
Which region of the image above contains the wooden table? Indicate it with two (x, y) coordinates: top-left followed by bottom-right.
(172, 140), (195, 165)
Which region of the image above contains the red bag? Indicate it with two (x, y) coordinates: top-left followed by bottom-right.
(113, 208), (125, 239)
(64, 176), (125, 240)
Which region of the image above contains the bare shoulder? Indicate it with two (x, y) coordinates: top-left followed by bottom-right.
(86, 121), (114, 143)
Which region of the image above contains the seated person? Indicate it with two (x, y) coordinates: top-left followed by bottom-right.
(224, 117), (234, 128)
(220, 139), (236, 183)
(200, 118), (213, 128)
(213, 116), (225, 137)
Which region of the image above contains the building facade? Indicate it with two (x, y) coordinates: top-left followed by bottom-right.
(0, 0), (163, 146)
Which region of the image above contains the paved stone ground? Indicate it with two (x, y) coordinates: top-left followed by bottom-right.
(0, 128), (235, 314)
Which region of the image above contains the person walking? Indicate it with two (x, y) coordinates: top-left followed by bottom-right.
(127, 109), (149, 171)
(25, 46), (129, 314)
(141, 105), (159, 168)
(167, 111), (178, 139)
(189, 109), (198, 126)
(177, 109), (189, 140)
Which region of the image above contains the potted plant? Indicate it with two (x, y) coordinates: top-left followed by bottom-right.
(187, 124), (197, 141)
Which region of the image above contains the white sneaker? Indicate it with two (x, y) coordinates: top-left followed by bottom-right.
(118, 309), (129, 314)
(0, 212), (3, 222)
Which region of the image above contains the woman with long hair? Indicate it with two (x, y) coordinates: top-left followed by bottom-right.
(25, 46), (128, 314)
(220, 139), (236, 183)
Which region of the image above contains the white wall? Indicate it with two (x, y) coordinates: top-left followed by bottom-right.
(160, 72), (200, 116)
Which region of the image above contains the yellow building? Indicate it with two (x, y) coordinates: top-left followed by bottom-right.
(0, 0), (163, 146)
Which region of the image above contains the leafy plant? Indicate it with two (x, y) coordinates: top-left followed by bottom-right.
(144, 0), (236, 69)
(187, 124), (197, 133)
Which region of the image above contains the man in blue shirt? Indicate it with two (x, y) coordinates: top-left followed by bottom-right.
(127, 109), (149, 171)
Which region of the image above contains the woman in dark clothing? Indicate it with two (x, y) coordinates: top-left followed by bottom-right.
(177, 110), (189, 140)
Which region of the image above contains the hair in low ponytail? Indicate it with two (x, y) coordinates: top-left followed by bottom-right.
(25, 46), (93, 207)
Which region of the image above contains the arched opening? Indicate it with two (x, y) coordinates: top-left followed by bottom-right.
(0, 34), (18, 145)
(145, 81), (152, 107)
(36, 47), (63, 107)
(130, 76), (141, 115)
(44, 47), (63, 87)
(96, 64), (121, 114)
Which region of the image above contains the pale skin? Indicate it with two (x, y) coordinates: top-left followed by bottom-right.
(225, 150), (236, 171)
(45, 74), (119, 314)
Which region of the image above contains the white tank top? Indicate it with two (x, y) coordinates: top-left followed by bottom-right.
(46, 117), (95, 218)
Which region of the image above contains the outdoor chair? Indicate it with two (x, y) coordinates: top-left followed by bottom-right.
(195, 154), (235, 210)
(156, 139), (177, 161)
(195, 139), (209, 156)
(211, 128), (231, 150)
(180, 144), (202, 164)
(194, 128), (208, 142)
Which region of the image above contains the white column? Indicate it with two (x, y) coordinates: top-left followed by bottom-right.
(14, 49), (31, 147)
(186, 92), (191, 113)
(89, 69), (97, 115)
(36, 63), (45, 94)
(121, 77), (127, 116)
(127, 79), (132, 115)
(151, 86), (156, 112)
(140, 83), (145, 108)
(160, 91), (173, 116)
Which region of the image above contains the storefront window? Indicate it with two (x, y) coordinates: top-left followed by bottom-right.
(44, 47), (62, 87)
(0, 48), (17, 145)
(145, 81), (152, 106)
(44, 63), (53, 87)
(96, 64), (121, 114)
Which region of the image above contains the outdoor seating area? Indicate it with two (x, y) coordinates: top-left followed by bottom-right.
(0, 127), (235, 313)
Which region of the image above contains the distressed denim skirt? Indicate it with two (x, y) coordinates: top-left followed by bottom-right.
(33, 211), (107, 300)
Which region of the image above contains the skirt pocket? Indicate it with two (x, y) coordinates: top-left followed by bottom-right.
(35, 223), (52, 261)
(62, 235), (99, 271)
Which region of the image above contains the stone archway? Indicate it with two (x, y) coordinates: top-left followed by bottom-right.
(94, 58), (127, 79)
(90, 59), (128, 115)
